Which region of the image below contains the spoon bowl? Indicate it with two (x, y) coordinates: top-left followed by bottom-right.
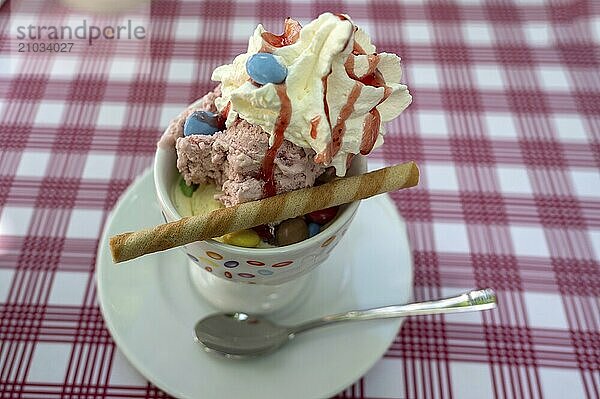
(194, 288), (497, 358)
(194, 312), (291, 358)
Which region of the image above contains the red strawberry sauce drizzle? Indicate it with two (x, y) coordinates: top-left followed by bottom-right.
(259, 84), (291, 197)
(316, 26), (393, 164)
(256, 19), (300, 197)
(257, 16), (393, 196)
(216, 101), (231, 130)
(261, 18), (302, 49)
(310, 115), (321, 139)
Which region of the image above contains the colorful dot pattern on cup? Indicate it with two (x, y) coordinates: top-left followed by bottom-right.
(272, 260), (293, 268)
(199, 257), (220, 269)
(247, 260), (265, 266)
(192, 253), (315, 280)
(321, 236), (336, 247)
(206, 251), (223, 260)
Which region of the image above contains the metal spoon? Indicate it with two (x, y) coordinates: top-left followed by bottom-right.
(194, 288), (497, 358)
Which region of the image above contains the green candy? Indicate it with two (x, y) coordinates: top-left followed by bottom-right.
(179, 177), (199, 197)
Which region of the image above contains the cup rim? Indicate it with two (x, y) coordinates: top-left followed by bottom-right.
(153, 144), (365, 255)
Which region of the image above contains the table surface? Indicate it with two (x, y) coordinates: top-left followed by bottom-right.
(1, 0), (599, 398)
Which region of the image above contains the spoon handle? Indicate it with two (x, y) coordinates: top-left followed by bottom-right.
(291, 288), (496, 335)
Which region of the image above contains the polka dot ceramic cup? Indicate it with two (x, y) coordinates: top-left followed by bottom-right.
(154, 139), (366, 313)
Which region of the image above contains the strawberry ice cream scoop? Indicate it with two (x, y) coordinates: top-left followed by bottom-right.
(175, 118), (327, 207)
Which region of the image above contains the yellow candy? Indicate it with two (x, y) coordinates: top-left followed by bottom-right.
(222, 229), (261, 248)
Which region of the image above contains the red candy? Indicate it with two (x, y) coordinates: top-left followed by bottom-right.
(307, 206), (339, 225)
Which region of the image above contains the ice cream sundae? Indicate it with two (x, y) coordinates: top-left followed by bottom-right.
(158, 12), (412, 248)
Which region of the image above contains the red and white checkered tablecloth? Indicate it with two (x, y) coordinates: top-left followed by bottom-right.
(1, 0), (599, 397)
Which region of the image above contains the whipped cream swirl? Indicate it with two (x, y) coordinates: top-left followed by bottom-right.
(212, 12), (412, 175)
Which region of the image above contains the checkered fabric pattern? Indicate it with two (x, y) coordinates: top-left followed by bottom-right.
(1, 0), (599, 398)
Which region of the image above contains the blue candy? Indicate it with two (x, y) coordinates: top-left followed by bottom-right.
(183, 111), (220, 136)
(246, 53), (287, 85)
(308, 222), (321, 238)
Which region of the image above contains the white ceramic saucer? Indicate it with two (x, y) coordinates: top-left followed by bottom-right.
(96, 169), (413, 399)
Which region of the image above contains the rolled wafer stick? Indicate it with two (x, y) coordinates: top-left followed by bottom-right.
(109, 161), (419, 263)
